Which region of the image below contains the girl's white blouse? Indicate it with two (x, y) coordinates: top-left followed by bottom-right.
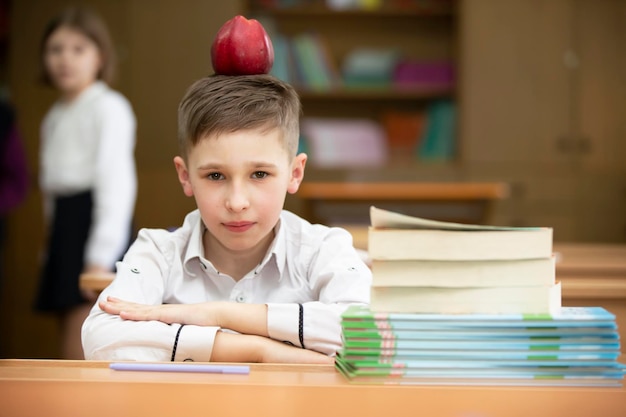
(40, 81), (137, 268)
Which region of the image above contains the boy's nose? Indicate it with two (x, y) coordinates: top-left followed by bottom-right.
(225, 184), (250, 212)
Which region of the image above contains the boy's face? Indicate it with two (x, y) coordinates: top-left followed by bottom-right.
(174, 128), (306, 258)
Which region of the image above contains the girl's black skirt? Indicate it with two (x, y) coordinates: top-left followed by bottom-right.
(34, 190), (131, 312)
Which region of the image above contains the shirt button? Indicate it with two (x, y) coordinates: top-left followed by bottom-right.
(236, 295), (245, 303)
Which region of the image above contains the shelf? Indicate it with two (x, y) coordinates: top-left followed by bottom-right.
(300, 164), (463, 186)
(298, 181), (509, 201)
(296, 85), (454, 101)
(249, 6), (455, 19)
(246, 0), (456, 18)
(297, 181), (509, 225)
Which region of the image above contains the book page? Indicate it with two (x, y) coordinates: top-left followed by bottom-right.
(370, 206), (544, 231)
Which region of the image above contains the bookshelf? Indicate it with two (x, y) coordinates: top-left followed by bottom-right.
(242, 0), (459, 176)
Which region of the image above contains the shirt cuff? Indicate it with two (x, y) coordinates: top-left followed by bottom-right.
(266, 303), (299, 346)
(172, 325), (219, 362)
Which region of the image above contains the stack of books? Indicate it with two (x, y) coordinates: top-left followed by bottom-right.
(367, 206), (561, 315)
(336, 305), (625, 386)
(301, 117), (388, 168)
(336, 206), (625, 386)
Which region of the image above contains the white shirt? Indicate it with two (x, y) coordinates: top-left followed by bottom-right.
(40, 81), (137, 268)
(82, 209), (372, 361)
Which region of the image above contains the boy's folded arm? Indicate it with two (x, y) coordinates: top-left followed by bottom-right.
(82, 306), (219, 362)
(214, 302), (269, 336)
(209, 331), (333, 364)
(266, 301), (361, 356)
(83, 304), (331, 364)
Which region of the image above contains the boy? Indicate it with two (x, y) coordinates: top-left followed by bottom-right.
(81, 74), (372, 363)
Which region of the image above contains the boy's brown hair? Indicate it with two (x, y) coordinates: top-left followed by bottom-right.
(177, 74), (301, 160)
(39, 6), (116, 85)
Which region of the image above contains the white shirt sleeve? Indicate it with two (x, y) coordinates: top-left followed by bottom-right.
(266, 227), (372, 355)
(84, 92), (137, 268)
(82, 229), (219, 362)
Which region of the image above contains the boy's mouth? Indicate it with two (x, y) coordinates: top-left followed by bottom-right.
(223, 221), (255, 233)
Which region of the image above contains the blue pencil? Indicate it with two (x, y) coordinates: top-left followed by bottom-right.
(110, 362), (250, 374)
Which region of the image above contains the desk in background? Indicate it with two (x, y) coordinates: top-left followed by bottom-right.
(554, 243), (626, 347)
(297, 181), (509, 225)
(80, 271), (115, 292)
(1, 359), (625, 417)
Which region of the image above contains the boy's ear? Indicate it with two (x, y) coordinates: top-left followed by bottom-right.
(287, 153), (307, 195)
(173, 156), (194, 197)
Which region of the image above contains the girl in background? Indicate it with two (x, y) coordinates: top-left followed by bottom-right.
(34, 7), (137, 359)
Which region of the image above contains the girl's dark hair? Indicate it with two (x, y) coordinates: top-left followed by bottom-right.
(39, 6), (116, 86)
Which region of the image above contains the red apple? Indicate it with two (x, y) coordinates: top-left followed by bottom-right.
(211, 15), (274, 76)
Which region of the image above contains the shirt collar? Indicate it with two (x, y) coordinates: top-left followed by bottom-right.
(182, 211), (288, 277)
(182, 212), (205, 276)
(270, 215), (286, 276)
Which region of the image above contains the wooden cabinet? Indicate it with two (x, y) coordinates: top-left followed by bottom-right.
(460, 0), (626, 241)
(461, 0), (626, 172)
(574, 0), (626, 173)
(460, 0), (570, 167)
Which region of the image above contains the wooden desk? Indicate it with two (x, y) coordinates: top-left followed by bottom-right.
(554, 243), (626, 298)
(80, 271), (115, 292)
(1, 359), (624, 417)
(297, 181), (509, 225)
(554, 243), (626, 348)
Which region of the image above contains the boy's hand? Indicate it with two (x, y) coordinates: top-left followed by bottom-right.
(99, 297), (268, 336)
(99, 296), (221, 326)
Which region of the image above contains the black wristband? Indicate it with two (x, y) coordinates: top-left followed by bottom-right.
(171, 324), (185, 361)
(298, 303), (305, 349)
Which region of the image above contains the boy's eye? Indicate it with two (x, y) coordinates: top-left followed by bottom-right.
(252, 171), (268, 179)
(207, 172), (224, 180)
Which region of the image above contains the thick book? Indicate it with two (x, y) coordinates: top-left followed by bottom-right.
(368, 206), (553, 261)
(371, 256), (556, 287)
(370, 282), (562, 314)
(301, 117), (387, 168)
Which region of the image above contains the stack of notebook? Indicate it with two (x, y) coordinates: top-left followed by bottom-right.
(336, 305), (625, 386)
